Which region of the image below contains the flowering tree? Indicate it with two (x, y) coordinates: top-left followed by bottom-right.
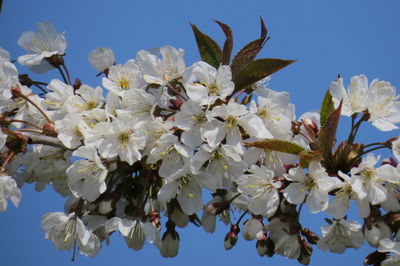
(1, 18), (400, 265)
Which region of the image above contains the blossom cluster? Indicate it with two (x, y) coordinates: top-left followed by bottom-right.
(1, 21), (400, 265)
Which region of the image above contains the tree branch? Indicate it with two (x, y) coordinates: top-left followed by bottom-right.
(23, 132), (69, 150)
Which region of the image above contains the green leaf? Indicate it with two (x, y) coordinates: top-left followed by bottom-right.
(299, 151), (322, 168)
(320, 90), (335, 127)
(214, 20), (233, 65)
(316, 101), (342, 159)
(190, 23), (222, 68)
(230, 17), (269, 77)
(244, 139), (306, 155)
(233, 58), (295, 93)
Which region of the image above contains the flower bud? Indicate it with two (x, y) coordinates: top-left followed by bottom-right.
(291, 121), (302, 135)
(88, 47), (115, 72)
(201, 208), (216, 233)
(205, 196), (228, 215)
(149, 211), (161, 230)
(160, 220), (179, 258)
(364, 220), (391, 247)
(255, 232), (275, 257)
(73, 78), (82, 91)
(42, 122), (57, 137)
(224, 224), (240, 250)
(364, 251), (389, 265)
(298, 237), (313, 265)
(301, 227), (319, 245)
(98, 199), (113, 215)
(242, 216), (263, 241)
(170, 206), (189, 228)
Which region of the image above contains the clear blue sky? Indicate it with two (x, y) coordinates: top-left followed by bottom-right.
(1, 1), (400, 265)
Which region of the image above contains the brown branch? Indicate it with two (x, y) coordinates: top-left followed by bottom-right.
(23, 132), (69, 150)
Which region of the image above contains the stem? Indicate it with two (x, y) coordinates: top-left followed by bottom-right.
(363, 142), (386, 148)
(15, 128), (43, 133)
(299, 131), (313, 144)
(349, 145), (388, 165)
(348, 117), (364, 144)
(57, 66), (69, 84)
(71, 239), (77, 262)
(149, 185), (155, 211)
(361, 145), (388, 155)
(298, 202), (305, 217)
(61, 63), (72, 85)
(18, 93), (52, 123)
(166, 83), (188, 101)
(10, 119), (41, 129)
(228, 193), (242, 204)
(1, 152), (14, 169)
(235, 210), (248, 225)
(158, 107), (177, 113)
(33, 81), (48, 86)
(33, 83), (47, 94)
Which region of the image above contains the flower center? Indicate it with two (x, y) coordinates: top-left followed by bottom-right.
(226, 116), (238, 128)
(119, 77), (130, 90)
(118, 130), (133, 147)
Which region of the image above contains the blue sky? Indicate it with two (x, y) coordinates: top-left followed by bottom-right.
(1, 0), (400, 265)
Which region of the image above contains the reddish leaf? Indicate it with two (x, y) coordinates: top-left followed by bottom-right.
(316, 101), (342, 159)
(230, 18), (270, 77)
(214, 20), (233, 65)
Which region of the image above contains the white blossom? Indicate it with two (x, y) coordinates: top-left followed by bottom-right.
(283, 162), (338, 213)
(17, 22), (67, 73)
(236, 165), (280, 218)
(183, 61), (234, 106)
(102, 59), (146, 97)
(88, 47), (115, 72)
(41, 212), (101, 257)
(66, 146), (108, 201)
(136, 46), (185, 85)
(318, 219), (365, 253)
(0, 175), (21, 212)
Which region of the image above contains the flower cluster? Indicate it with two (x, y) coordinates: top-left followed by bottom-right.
(1, 21), (400, 265)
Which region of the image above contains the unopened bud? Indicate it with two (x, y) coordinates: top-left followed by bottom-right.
(205, 196), (228, 215)
(169, 97), (185, 110)
(160, 231), (179, 258)
(88, 47), (115, 72)
(160, 220), (179, 258)
(255, 232), (275, 257)
(73, 78), (82, 91)
(149, 211), (161, 229)
(42, 122), (57, 137)
(98, 199), (113, 214)
(11, 86), (22, 99)
(170, 206), (189, 228)
(364, 251), (389, 265)
(242, 216), (263, 241)
(364, 220), (391, 248)
(291, 121), (302, 135)
(301, 228), (319, 245)
(224, 224), (240, 250)
(201, 208), (217, 233)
